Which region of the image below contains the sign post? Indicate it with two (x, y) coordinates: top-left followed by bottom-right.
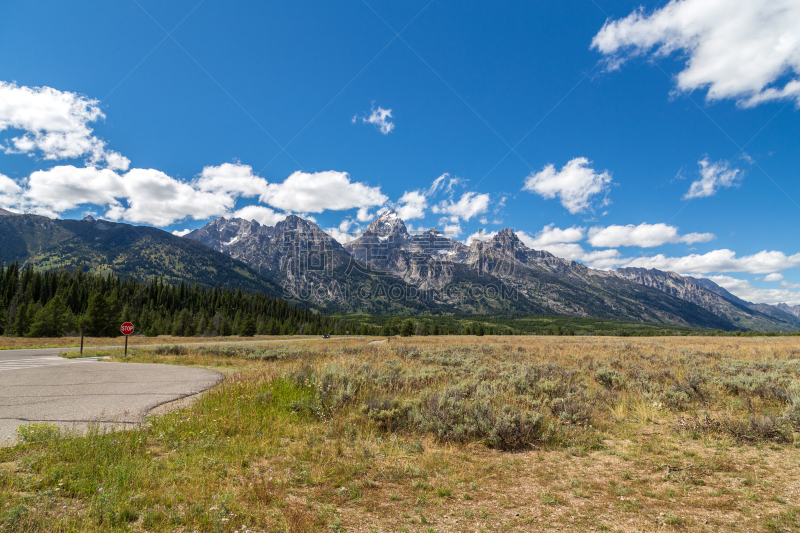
(121, 322), (134, 356)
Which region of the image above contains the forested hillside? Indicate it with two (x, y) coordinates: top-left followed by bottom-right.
(0, 262), (346, 338)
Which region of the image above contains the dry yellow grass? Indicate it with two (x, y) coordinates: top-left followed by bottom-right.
(2, 335), (799, 532)
(0, 334), (327, 350)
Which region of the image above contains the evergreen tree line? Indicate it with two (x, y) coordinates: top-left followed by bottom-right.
(0, 262), (358, 338)
(375, 317), (517, 337)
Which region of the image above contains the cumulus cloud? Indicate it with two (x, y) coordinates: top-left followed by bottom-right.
(232, 205), (287, 226)
(0, 82), (393, 227)
(1, 165), (234, 225)
(105, 168), (234, 226)
(764, 273), (784, 282)
(591, 0), (800, 107)
(442, 223), (462, 238)
(197, 162), (268, 197)
(465, 229), (498, 245)
(432, 191), (490, 221)
(0, 173), (20, 193)
(172, 229), (191, 237)
(388, 174), (469, 222)
(355, 105), (394, 134)
(525, 224), (586, 247)
(324, 224), (363, 244)
(260, 170), (387, 213)
(396, 190), (427, 220)
(684, 158), (742, 199)
(588, 223), (714, 248)
(624, 249), (800, 275)
(704, 276), (800, 306)
(526, 241), (626, 270)
(0, 81), (129, 170)
(356, 207), (375, 222)
(522, 157), (612, 214)
(1, 164), (386, 227)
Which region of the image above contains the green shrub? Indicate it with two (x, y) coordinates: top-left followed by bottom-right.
(594, 368), (625, 390)
(16, 422), (62, 444)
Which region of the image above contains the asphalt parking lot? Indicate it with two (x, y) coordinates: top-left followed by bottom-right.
(0, 351), (221, 445)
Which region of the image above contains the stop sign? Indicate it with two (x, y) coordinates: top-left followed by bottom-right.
(120, 322), (134, 336)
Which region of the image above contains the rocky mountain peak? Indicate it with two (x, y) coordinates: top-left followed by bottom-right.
(494, 228), (520, 242)
(82, 215), (95, 222)
(777, 303), (800, 318)
(364, 210), (410, 239)
(276, 214), (317, 232)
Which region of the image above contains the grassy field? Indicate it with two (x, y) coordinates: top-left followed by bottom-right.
(333, 313), (707, 336)
(1, 336), (800, 532)
(0, 335), (324, 351)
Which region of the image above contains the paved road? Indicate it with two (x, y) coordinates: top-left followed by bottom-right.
(0, 357), (222, 445)
(0, 337), (364, 446)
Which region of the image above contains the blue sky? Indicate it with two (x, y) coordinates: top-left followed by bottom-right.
(1, 0), (799, 304)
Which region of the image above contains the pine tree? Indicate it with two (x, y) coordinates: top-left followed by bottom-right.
(28, 295), (68, 337)
(171, 309), (193, 337)
(240, 314), (257, 337)
(219, 315), (233, 337)
(400, 319), (414, 337)
(80, 294), (121, 337)
(12, 302), (31, 337)
(417, 321), (430, 336)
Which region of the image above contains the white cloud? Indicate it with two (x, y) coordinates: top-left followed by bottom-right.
(588, 223), (714, 248)
(624, 249), (800, 275)
(196, 162), (268, 197)
(338, 218), (355, 233)
(522, 157), (612, 214)
(9, 165), (235, 225)
(3, 163), (262, 226)
(23, 165), (127, 218)
(356, 207), (374, 222)
(526, 224), (585, 247)
(0, 81), (129, 170)
(232, 205), (287, 226)
(432, 191), (490, 221)
(0, 173), (23, 211)
(390, 174), (468, 222)
(0, 173), (21, 194)
(396, 190), (427, 220)
(705, 276), (800, 306)
(427, 174), (447, 196)
(172, 229), (191, 237)
(684, 158), (742, 199)
(591, 0), (800, 107)
(528, 241), (626, 270)
(581, 249), (627, 270)
(260, 170), (387, 213)
(360, 105), (394, 135)
(765, 273), (784, 282)
(442, 223), (462, 238)
(465, 229), (498, 245)
(104, 168), (233, 226)
(780, 280), (800, 290)
(324, 226), (362, 244)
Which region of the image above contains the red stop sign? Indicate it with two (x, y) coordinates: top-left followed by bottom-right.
(121, 322), (134, 336)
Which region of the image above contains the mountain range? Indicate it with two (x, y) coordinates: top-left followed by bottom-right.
(1, 207), (798, 332)
(0, 208), (280, 296)
(186, 210), (798, 331)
